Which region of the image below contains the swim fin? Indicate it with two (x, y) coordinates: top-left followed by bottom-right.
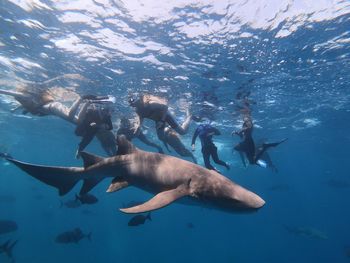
(256, 159), (267, 168)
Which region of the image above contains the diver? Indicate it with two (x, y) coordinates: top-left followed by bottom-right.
(117, 117), (164, 153)
(128, 94), (192, 135)
(75, 103), (114, 159)
(232, 115), (287, 167)
(191, 124), (229, 172)
(156, 120), (197, 163)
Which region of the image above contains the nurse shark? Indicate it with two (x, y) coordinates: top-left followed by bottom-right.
(1, 136), (265, 214)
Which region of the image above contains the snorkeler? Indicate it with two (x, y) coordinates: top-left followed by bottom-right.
(128, 94), (192, 135)
(232, 115), (287, 167)
(75, 104), (114, 159)
(156, 120), (197, 163)
(0, 75), (117, 156)
(191, 124), (229, 172)
(117, 116), (164, 153)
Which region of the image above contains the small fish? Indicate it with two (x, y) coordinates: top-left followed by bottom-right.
(55, 228), (91, 244)
(284, 225), (328, 240)
(0, 220), (18, 235)
(0, 239), (17, 259)
(60, 199), (81, 209)
(128, 213), (152, 227)
(75, 193), (98, 204)
(325, 179), (350, 189)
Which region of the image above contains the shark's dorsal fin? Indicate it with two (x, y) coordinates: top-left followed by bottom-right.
(120, 179), (192, 214)
(80, 152), (104, 169)
(116, 135), (137, 155)
(106, 177), (129, 193)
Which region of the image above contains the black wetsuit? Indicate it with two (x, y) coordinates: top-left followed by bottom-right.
(234, 119), (256, 164)
(192, 124), (228, 171)
(75, 107), (113, 153)
(234, 119), (287, 166)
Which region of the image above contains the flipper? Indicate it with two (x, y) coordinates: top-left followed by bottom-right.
(106, 177), (129, 193)
(262, 138), (288, 149)
(120, 180), (192, 214)
(5, 157), (83, 196)
(80, 152), (103, 169)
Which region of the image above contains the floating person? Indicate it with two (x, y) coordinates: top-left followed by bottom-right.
(128, 94), (192, 135)
(156, 121), (197, 163)
(75, 193), (98, 205)
(0, 220), (18, 235)
(55, 228), (91, 244)
(0, 239), (17, 261)
(0, 135), (265, 214)
(232, 115), (287, 168)
(117, 117), (163, 153)
(74, 104), (114, 159)
(191, 124), (229, 172)
(0, 75), (117, 156)
(128, 213), (152, 227)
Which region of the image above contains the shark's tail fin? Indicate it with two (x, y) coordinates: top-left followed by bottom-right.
(6, 157), (83, 196)
(86, 232), (92, 241)
(147, 213), (152, 221)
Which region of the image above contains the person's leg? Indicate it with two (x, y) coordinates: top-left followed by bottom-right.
(255, 138), (287, 163)
(96, 130), (117, 156)
(67, 97), (83, 122)
(42, 101), (71, 121)
(202, 146), (215, 170)
(76, 125), (99, 158)
(165, 111), (191, 135)
(210, 144), (229, 170)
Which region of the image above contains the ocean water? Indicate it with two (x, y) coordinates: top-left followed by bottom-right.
(1, 0), (350, 262)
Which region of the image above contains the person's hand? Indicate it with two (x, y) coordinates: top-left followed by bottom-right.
(191, 144), (195, 152)
(90, 122), (97, 127)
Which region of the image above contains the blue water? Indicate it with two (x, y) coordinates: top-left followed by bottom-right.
(1, 0), (350, 262)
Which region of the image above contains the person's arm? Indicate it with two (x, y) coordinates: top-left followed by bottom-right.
(191, 128), (199, 151)
(137, 132), (164, 153)
(134, 115), (143, 135)
(208, 127), (221, 136)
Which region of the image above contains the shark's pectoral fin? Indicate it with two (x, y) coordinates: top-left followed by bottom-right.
(80, 152), (104, 169)
(106, 177), (129, 193)
(120, 179), (192, 214)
